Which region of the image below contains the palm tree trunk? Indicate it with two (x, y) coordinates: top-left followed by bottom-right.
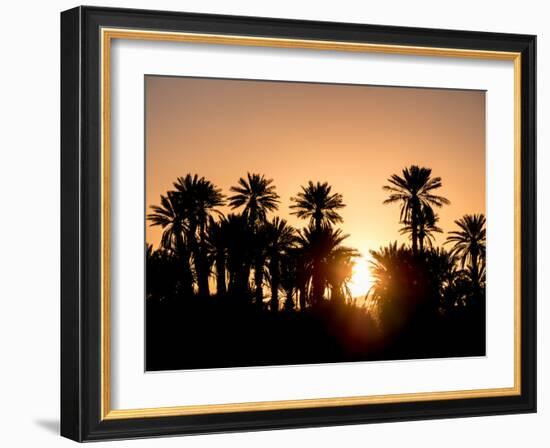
(215, 254), (226, 296)
(179, 254), (194, 298)
(284, 290), (294, 311)
(270, 256), (280, 312)
(196, 225), (211, 299)
(314, 213), (322, 232)
(298, 284), (306, 310)
(311, 257), (324, 306)
(411, 200), (419, 255)
(227, 266), (236, 295)
(227, 259), (247, 300)
(196, 251), (210, 299)
(234, 263), (250, 302)
(254, 257), (264, 307)
(470, 249), (480, 299)
(175, 235), (194, 298)
(194, 246), (209, 299)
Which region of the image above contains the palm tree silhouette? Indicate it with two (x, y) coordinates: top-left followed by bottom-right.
(173, 174), (225, 298)
(297, 224), (351, 305)
(284, 246), (311, 310)
(280, 249), (299, 310)
(229, 173), (280, 306)
(147, 191), (194, 297)
(224, 213), (254, 300)
(251, 226), (269, 307)
(368, 242), (408, 305)
(228, 173), (280, 227)
(368, 242), (438, 331)
(445, 214), (486, 294)
(206, 216), (228, 296)
(290, 181), (345, 232)
(383, 166), (449, 255)
(264, 217), (297, 312)
(400, 207), (443, 252)
(291, 182), (347, 306)
(148, 192), (186, 251)
(146, 170), (488, 370)
(325, 246), (360, 303)
(423, 247), (464, 310)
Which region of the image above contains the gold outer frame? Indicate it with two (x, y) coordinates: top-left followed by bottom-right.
(100, 28), (522, 421)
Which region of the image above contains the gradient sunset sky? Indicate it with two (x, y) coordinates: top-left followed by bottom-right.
(145, 75), (485, 292)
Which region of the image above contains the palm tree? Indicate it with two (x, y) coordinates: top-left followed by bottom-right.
(290, 181), (345, 232)
(445, 214), (486, 293)
(228, 173), (280, 227)
(427, 247), (459, 293)
(251, 226), (269, 307)
(297, 224), (351, 305)
(146, 243), (181, 302)
(400, 207), (443, 252)
(148, 191), (186, 252)
(173, 174), (225, 232)
(282, 246), (310, 310)
(291, 182), (347, 306)
(383, 165), (449, 255)
(368, 242), (409, 304)
(173, 174), (225, 298)
(422, 247), (460, 310)
(368, 242), (431, 331)
(280, 249), (299, 310)
(224, 213), (254, 301)
(325, 246), (360, 303)
(206, 216), (228, 296)
(228, 173), (280, 305)
(147, 191), (194, 298)
(264, 218), (297, 312)
(295, 256), (311, 310)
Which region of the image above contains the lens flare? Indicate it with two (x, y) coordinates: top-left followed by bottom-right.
(348, 256), (373, 299)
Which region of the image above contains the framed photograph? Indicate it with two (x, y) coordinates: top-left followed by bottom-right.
(61, 6), (536, 442)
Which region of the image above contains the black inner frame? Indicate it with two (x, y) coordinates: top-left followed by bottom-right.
(61, 6), (536, 442)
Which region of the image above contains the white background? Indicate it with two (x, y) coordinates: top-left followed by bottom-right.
(0, 0), (547, 446)
(111, 40), (515, 409)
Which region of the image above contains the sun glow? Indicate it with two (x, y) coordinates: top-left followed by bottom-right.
(348, 256), (374, 299)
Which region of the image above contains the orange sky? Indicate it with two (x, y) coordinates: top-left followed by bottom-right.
(145, 75), (485, 271)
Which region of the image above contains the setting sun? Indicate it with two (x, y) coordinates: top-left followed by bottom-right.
(348, 256), (373, 299)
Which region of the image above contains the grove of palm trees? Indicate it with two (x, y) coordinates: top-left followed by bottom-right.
(146, 165), (486, 371)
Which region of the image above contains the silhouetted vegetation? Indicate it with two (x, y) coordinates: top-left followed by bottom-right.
(146, 166), (485, 370)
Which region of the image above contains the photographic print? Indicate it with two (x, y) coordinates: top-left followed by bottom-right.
(61, 9), (536, 440)
(61, 8), (537, 440)
(145, 76), (487, 371)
